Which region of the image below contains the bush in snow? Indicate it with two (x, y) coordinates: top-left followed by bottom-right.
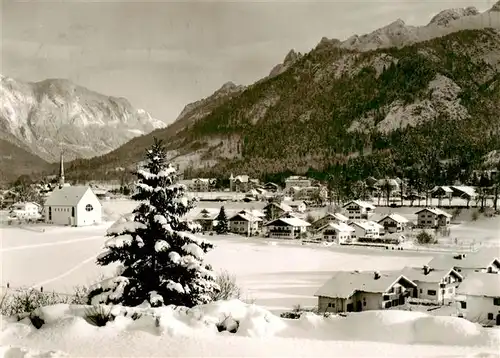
(0, 286), (89, 317)
(84, 305), (115, 327)
(87, 138), (219, 308)
(209, 270), (241, 301)
(214, 206), (229, 234)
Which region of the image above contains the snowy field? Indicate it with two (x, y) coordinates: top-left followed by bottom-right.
(2, 198), (500, 357)
(2, 199), (499, 312)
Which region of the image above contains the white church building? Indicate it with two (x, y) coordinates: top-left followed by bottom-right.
(43, 151), (102, 227)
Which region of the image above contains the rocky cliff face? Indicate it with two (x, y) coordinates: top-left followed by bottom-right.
(0, 76), (166, 162)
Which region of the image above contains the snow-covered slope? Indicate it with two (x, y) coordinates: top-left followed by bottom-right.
(2, 300), (499, 357)
(0, 75), (167, 162)
(318, 2), (500, 51)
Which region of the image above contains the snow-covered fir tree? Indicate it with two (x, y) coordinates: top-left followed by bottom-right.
(88, 138), (219, 307)
(215, 206), (229, 234)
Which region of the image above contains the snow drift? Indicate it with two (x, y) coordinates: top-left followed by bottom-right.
(2, 300), (499, 357)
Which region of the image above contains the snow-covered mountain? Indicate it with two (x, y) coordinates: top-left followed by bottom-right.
(318, 2), (500, 51)
(0, 75), (167, 162)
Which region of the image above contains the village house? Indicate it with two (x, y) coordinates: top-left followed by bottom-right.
(282, 200), (307, 213)
(44, 186), (102, 227)
(378, 213), (409, 234)
(289, 185), (327, 203)
(430, 186), (453, 200)
(263, 182), (280, 192)
(9, 202), (41, 220)
(311, 212), (349, 232)
(264, 217), (310, 239)
(349, 221), (383, 241)
(190, 178), (216, 192)
(400, 265), (463, 304)
(237, 209), (266, 230)
(343, 200), (376, 220)
(228, 211), (262, 236)
(284, 176), (312, 190)
(450, 186), (476, 200)
(428, 249), (500, 276)
(229, 174), (259, 192)
(263, 201), (293, 220)
(193, 208), (219, 232)
(456, 272), (500, 325)
(319, 222), (355, 244)
(315, 271), (417, 314)
(415, 207), (452, 228)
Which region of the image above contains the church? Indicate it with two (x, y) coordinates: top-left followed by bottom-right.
(43, 152), (102, 227)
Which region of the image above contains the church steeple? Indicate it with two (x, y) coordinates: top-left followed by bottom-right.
(58, 150), (65, 187)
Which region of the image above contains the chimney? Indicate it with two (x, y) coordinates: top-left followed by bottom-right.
(374, 271), (381, 280)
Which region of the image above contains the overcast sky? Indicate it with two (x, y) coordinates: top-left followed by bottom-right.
(1, 0), (493, 123)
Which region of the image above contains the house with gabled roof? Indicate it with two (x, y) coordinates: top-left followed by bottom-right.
(311, 212), (349, 231)
(343, 200), (376, 220)
(263, 201), (293, 221)
(264, 217), (310, 239)
(428, 248), (500, 276)
(315, 270), (417, 313)
(44, 186), (101, 227)
(193, 208), (220, 232)
(415, 207), (452, 228)
(320, 222), (355, 244)
(349, 220), (383, 240)
(228, 211), (262, 236)
(400, 265), (463, 304)
(9, 202), (41, 221)
(456, 272), (500, 325)
(378, 213), (409, 234)
(282, 200), (307, 213)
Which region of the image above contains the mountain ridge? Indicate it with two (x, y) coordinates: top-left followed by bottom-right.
(0, 75), (167, 163)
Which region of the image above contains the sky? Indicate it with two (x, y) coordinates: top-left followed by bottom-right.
(1, 0), (494, 124)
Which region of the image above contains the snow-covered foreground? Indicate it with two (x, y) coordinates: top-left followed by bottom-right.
(2, 300), (500, 358)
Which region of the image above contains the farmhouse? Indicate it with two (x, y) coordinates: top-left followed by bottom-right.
(263, 202), (293, 220)
(229, 174), (259, 192)
(415, 207), (452, 228)
(431, 186), (453, 199)
(343, 200), (376, 220)
(265, 217), (310, 239)
(282, 200), (307, 213)
(263, 182), (280, 192)
(349, 221), (383, 240)
(44, 186), (102, 227)
(228, 211), (261, 236)
(193, 208), (219, 232)
(311, 212), (349, 231)
(319, 222), (355, 244)
(315, 271), (417, 313)
(237, 209), (266, 230)
(428, 249), (500, 276)
(401, 265), (463, 304)
(450, 186), (476, 201)
(9, 202), (41, 220)
(456, 272), (500, 325)
(378, 213), (409, 234)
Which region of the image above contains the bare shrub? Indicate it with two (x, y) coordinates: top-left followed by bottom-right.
(0, 286), (89, 317)
(209, 270), (241, 301)
(84, 305), (114, 327)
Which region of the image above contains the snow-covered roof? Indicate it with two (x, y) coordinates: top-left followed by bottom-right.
(233, 175), (249, 183)
(282, 200), (306, 207)
(229, 212), (262, 222)
(322, 222), (355, 233)
(451, 186), (476, 197)
(343, 200), (376, 209)
(349, 220), (384, 231)
(428, 248), (500, 271)
(44, 186), (94, 206)
(194, 209), (219, 221)
(315, 271), (416, 299)
(415, 207), (452, 218)
(457, 272), (500, 297)
(239, 209), (265, 218)
(265, 217), (310, 228)
(378, 213), (409, 224)
(265, 202), (293, 212)
(313, 212), (349, 226)
(431, 186), (453, 193)
(400, 267), (462, 284)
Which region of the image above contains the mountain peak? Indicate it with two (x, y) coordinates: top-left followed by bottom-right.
(490, 1), (500, 12)
(428, 6), (479, 27)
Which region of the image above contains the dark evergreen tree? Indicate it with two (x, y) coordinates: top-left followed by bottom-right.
(215, 206), (229, 234)
(88, 138), (219, 307)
